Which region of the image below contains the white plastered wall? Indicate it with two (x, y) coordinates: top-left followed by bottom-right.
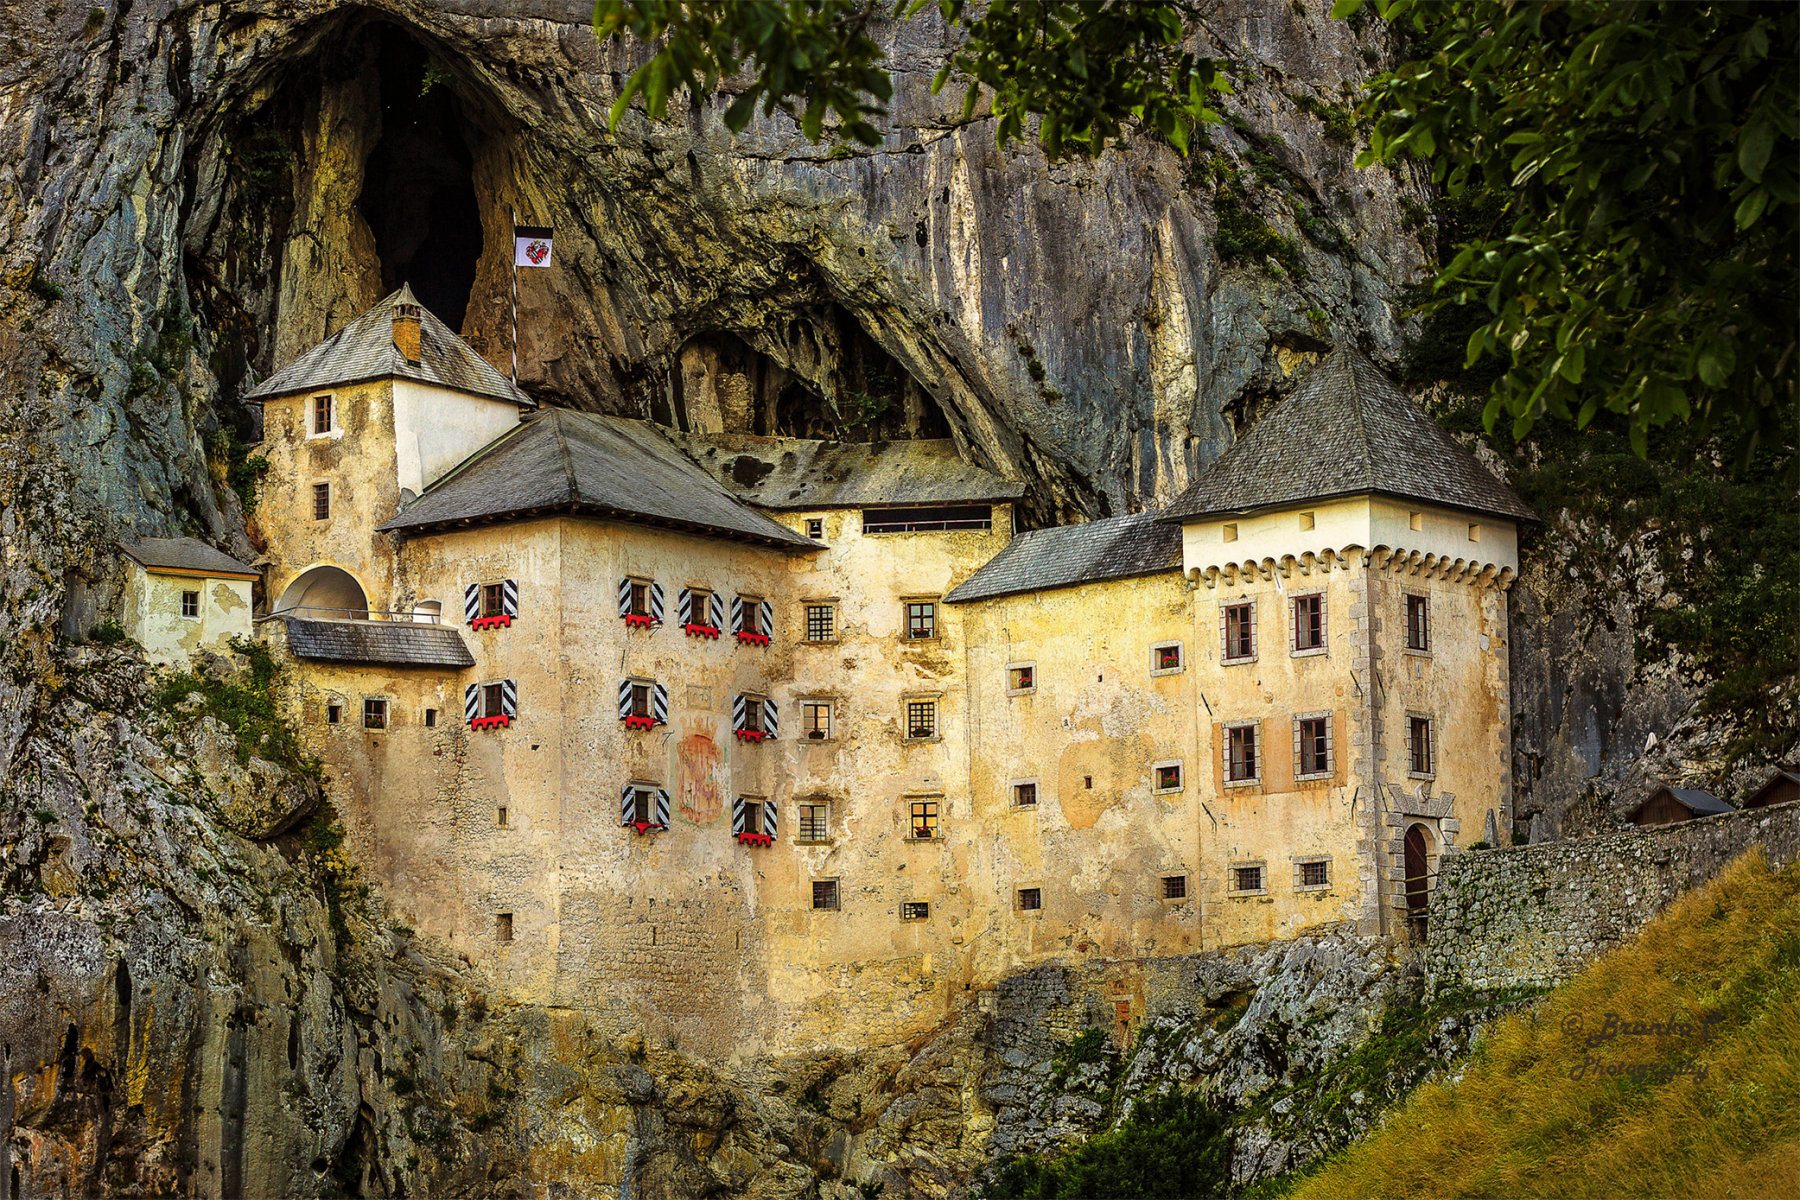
(1180, 495), (1518, 577)
(391, 380), (525, 496)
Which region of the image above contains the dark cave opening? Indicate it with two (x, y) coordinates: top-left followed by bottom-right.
(355, 25), (483, 332)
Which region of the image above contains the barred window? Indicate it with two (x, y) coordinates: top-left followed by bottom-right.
(906, 699), (937, 739)
(798, 802), (831, 842)
(1017, 887), (1042, 911)
(1301, 860), (1330, 888)
(812, 879), (840, 910)
(1233, 865), (1264, 893)
(312, 482), (331, 520)
(803, 701), (832, 740)
(1293, 594), (1325, 652)
(1162, 875), (1187, 900)
(363, 698), (387, 730)
(805, 604), (835, 642)
(1226, 724), (1259, 782)
(901, 901), (931, 921)
(180, 590), (200, 618)
(905, 601), (937, 640)
(908, 798), (940, 840)
(1223, 603), (1255, 660)
(1297, 716), (1332, 777)
(1409, 716), (1435, 776)
(1407, 594), (1431, 651)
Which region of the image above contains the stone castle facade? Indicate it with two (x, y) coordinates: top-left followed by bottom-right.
(241, 289), (1531, 1059)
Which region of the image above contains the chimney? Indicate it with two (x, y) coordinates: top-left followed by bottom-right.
(392, 301), (422, 364)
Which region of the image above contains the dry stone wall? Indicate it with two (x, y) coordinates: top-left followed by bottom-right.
(1424, 802), (1800, 992)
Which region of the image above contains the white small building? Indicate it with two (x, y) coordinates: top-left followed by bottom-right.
(119, 537), (260, 665)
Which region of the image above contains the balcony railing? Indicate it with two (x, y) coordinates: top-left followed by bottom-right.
(259, 606), (443, 625)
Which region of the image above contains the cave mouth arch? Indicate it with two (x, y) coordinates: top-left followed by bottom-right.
(275, 566), (369, 618)
(354, 22), (484, 333)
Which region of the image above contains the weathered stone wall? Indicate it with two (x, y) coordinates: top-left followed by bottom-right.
(1424, 801), (1800, 992)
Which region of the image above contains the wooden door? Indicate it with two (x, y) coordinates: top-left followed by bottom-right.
(1404, 825), (1431, 913)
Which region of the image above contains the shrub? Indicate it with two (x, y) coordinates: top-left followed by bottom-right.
(88, 619), (129, 646)
(976, 1089), (1231, 1199)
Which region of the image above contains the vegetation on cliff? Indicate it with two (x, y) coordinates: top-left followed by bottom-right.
(1292, 851), (1800, 1199)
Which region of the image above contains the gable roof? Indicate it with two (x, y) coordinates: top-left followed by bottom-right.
(1631, 786), (1736, 819)
(377, 408), (817, 549)
(1160, 350), (1534, 524)
(945, 511), (1182, 604)
(281, 617), (475, 669)
(671, 433), (1025, 510)
(120, 536), (258, 579)
(1745, 769), (1800, 808)
(246, 285), (533, 408)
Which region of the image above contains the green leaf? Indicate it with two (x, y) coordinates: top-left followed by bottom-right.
(722, 90), (760, 133)
(1329, 0), (1367, 17)
(1558, 344), (1586, 383)
(1739, 120), (1775, 182)
(1735, 187), (1769, 230)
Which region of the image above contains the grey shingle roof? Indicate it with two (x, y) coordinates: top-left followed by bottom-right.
(1635, 787), (1736, 819)
(246, 285), (534, 408)
(945, 511), (1182, 604)
(1160, 350), (1535, 524)
(378, 409), (817, 549)
(120, 537), (258, 578)
(281, 618), (475, 669)
(671, 433), (1025, 509)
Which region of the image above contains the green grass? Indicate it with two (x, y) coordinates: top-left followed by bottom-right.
(1292, 851), (1800, 1199)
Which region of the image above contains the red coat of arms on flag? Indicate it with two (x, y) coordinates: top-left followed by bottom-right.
(513, 224), (554, 268)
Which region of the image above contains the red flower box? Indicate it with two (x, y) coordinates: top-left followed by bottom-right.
(734, 630), (771, 647)
(683, 623), (722, 639)
(470, 614), (513, 631)
(623, 715), (659, 730)
(469, 714), (511, 731)
(623, 613), (658, 629)
(627, 821), (666, 835)
(735, 832), (774, 847)
(733, 729), (771, 744)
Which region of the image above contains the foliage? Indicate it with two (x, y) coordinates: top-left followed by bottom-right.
(419, 60), (452, 97)
(207, 424), (270, 512)
(976, 1088), (1231, 1199)
(232, 124), (292, 208)
(592, 1), (1230, 159)
(303, 804), (355, 947)
(1339, 0), (1798, 465)
(27, 272), (62, 303)
(152, 635), (318, 777)
(1213, 192), (1306, 277)
(1294, 853), (1800, 1200)
(87, 619), (130, 646)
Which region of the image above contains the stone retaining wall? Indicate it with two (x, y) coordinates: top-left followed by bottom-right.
(1425, 801), (1800, 991)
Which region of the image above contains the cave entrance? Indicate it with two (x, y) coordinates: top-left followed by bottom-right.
(355, 24), (484, 333)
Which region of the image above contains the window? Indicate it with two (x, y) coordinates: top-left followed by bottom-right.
(1297, 715), (1332, 778)
(496, 805), (508, 827)
(901, 901), (931, 921)
(1467, 522), (1481, 542)
(424, 708), (438, 729)
(1409, 716), (1435, 777)
(806, 518), (825, 539)
(312, 482), (331, 521)
(312, 393), (333, 434)
(805, 603), (835, 642)
(1013, 781), (1038, 808)
(908, 798), (940, 840)
(797, 801), (831, 842)
(1007, 663), (1035, 693)
(1222, 522), (1238, 542)
(737, 595), (764, 635)
(862, 505), (992, 533)
(482, 683), (504, 718)
(1153, 642), (1183, 673)
(1406, 594), (1431, 652)
(629, 682), (652, 719)
(624, 787), (656, 826)
(1409, 510), (1424, 532)
(1017, 887), (1042, 911)
(1299, 860), (1330, 889)
(741, 697), (764, 734)
(1223, 603), (1255, 661)
(1226, 723), (1259, 784)
(481, 583), (505, 617)
(688, 588), (713, 626)
(326, 703), (342, 725)
(180, 590), (200, 618)
(1162, 875), (1188, 901)
(1154, 762), (1183, 793)
(905, 600), (937, 640)
(1232, 865), (1265, 894)
(1299, 511), (1315, 530)
(1292, 594), (1325, 653)
(629, 581), (651, 618)
(363, 698), (387, 730)
(802, 701), (833, 740)
(812, 879), (840, 910)
(905, 699), (938, 740)
(496, 913), (513, 942)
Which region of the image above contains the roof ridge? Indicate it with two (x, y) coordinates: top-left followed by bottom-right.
(551, 408), (579, 506)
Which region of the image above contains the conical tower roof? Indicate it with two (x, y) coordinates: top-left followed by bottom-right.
(246, 284), (533, 407)
(1160, 350), (1533, 523)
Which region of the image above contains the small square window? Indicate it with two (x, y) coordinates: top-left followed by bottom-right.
(1409, 511), (1424, 532)
(1299, 511), (1315, 531)
(1161, 875), (1187, 901)
(1222, 523), (1238, 543)
(803, 701), (833, 740)
(326, 703), (342, 725)
(363, 698), (387, 730)
(496, 805), (509, 827)
(180, 590), (200, 618)
(901, 901), (931, 921)
(805, 604), (835, 642)
(313, 393), (333, 435)
(905, 600), (937, 640)
(312, 482), (331, 521)
(1467, 522), (1481, 542)
(1406, 594), (1431, 652)
(1013, 781), (1038, 808)
(812, 879), (840, 911)
(496, 913), (513, 942)
(1152, 642), (1183, 674)
(798, 802), (831, 842)
(1226, 724), (1259, 784)
(1017, 887), (1042, 912)
(905, 699), (937, 740)
(1233, 865), (1264, 893)
(908, 798), (940, 840)
(1301, 860), (1330, 888)
(1155, 763), (1183, 792)
(424, 708), (438, 729)
(806, 518), (825, 540)
(1223, 603), (1256, 661)
(1008, 663), (1035, 693)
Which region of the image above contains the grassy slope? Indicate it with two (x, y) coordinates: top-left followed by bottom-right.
(1293, 851), (1800, 1199)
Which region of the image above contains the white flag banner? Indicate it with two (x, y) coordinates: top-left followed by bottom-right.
(513, 225), (554, 268)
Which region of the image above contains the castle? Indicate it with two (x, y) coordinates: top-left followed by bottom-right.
(206, 288), (1530, 1058)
